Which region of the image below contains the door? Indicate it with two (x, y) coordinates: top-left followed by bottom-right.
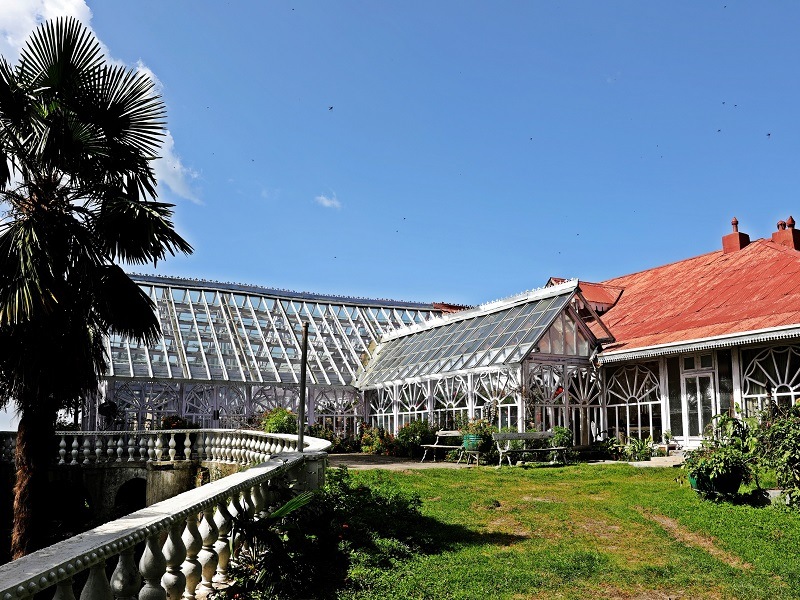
(684, 375), (715, 438)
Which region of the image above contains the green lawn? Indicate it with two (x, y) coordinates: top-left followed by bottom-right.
(338, 464), (800, 600)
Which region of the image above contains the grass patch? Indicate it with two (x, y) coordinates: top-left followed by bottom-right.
(339, 464), (800, 600)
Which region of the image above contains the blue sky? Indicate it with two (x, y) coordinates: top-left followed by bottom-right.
(4, 1), (800, 307)
(1, 1), (798, 428)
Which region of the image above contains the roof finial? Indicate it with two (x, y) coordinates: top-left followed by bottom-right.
(778, 220), (787, 231)
(731, 217), (739, 233)
(788, 215), (796, 229)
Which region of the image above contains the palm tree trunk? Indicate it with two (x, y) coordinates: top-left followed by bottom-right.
(11, 409), (55, 558)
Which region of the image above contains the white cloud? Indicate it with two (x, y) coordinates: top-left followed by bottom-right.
(153, 131), (202, 205)
(0, 1), (200, 205)
(315, 193), (341, 209)
(0, 0), (92, 63)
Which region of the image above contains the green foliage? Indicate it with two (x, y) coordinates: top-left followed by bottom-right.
(261, 407), (298, 434)
(753, 405), (800, 505)
(684, 415), (754, 496)
(624, 436), (653, 461)
(211, 467), (424, 600)
(550, 426), (573, 448)
(308, 424), (361, 453)
(160, 415), (199, 429)
(209, 492), (316, 600)
(360, 425), (397, 455)
(395, 419), (436, 457)
(459, 418), (495, 454)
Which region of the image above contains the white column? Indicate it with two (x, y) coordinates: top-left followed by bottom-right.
(732, 348), (744, 417)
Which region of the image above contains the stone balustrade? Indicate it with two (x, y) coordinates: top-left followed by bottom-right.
(0, 429), (328, 466)
(0, 441), (329, 599)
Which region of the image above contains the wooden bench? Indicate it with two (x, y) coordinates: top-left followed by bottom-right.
(421, 430), (463, 462)
(492, 431), (569, 466)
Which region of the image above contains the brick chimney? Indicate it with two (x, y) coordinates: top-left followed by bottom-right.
(722, 217), (750, 253)
(771, 216), (800, 250)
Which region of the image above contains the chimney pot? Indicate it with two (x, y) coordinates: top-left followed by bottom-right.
(772, 216), (800, 250)
(722, 217), (750, 253)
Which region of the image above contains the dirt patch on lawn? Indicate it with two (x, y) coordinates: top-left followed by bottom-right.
(637, 509), (752, 571)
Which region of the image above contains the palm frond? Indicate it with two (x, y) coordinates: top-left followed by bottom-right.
(92, 263), (160, 344)
(93, 189), (193, 265)
(17, 17), (103, 97)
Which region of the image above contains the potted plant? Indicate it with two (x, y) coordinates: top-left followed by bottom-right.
(683, 415), (753, 496)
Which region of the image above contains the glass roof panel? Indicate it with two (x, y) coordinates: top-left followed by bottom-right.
(358, 286), (578, 387)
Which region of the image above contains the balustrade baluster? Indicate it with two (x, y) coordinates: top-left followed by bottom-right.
(184, 433), (192, 460)
(245, 436), (253, 463)
(59, 435), (67, 465)
(110, 546), (141, 600)
(95, 436), (105, 463)
(212, 500), (233, 584)
(117, 436), (125, 462)
(196, 508), (219, 595)
(181, 513), (202, 600)
(70, 435), (79, 466)
(224, 434), (233, 462)
(168, 433), (177, 462)
(79, 560), (113, 600)
(83, 438), (91, 465)
(228, 492), (244, 551)
(231, 435), (240, 464)
(107, 435), (117, 462)
(128, 435), (137, 462)
(204, 434), (212, 462)
(51, 578), (77, 600)
(147, 437), (155, 462)
(250, 482), (265, 516)
(162, 519), (187, 600)
(139, 531), (167, 600)
(155, 435), (164, 461)
(240, 487), (255, 519)
(140, 435), (149, 462)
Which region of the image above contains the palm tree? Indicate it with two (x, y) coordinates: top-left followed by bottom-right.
(0, 16), (192, 557)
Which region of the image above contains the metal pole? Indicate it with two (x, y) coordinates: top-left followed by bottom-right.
(298, 322), (309, 452)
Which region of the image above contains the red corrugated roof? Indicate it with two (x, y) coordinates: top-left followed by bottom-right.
(598, 239), (800, 353)
(548, 277), (623, 306)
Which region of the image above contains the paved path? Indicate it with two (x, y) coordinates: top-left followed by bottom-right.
(327, 453), (685, 471)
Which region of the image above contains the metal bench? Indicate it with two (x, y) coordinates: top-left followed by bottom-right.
(492, 431), (569, 466)
(420, 430), (463, 462)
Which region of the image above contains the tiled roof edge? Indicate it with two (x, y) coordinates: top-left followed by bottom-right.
(598, 324), (800, 364)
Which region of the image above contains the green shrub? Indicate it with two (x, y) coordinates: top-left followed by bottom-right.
(395, 420), (436, 457)
(210, 467), (424, 600)
(360, 425), (397, 455)
(753, 405), (800, 504)
(684, 415), (754, 497)
(261, 407), (298, 434)
(551, 426), (573, 448)
(308, 424), (360, 453)
(624, 436), (653, 461)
